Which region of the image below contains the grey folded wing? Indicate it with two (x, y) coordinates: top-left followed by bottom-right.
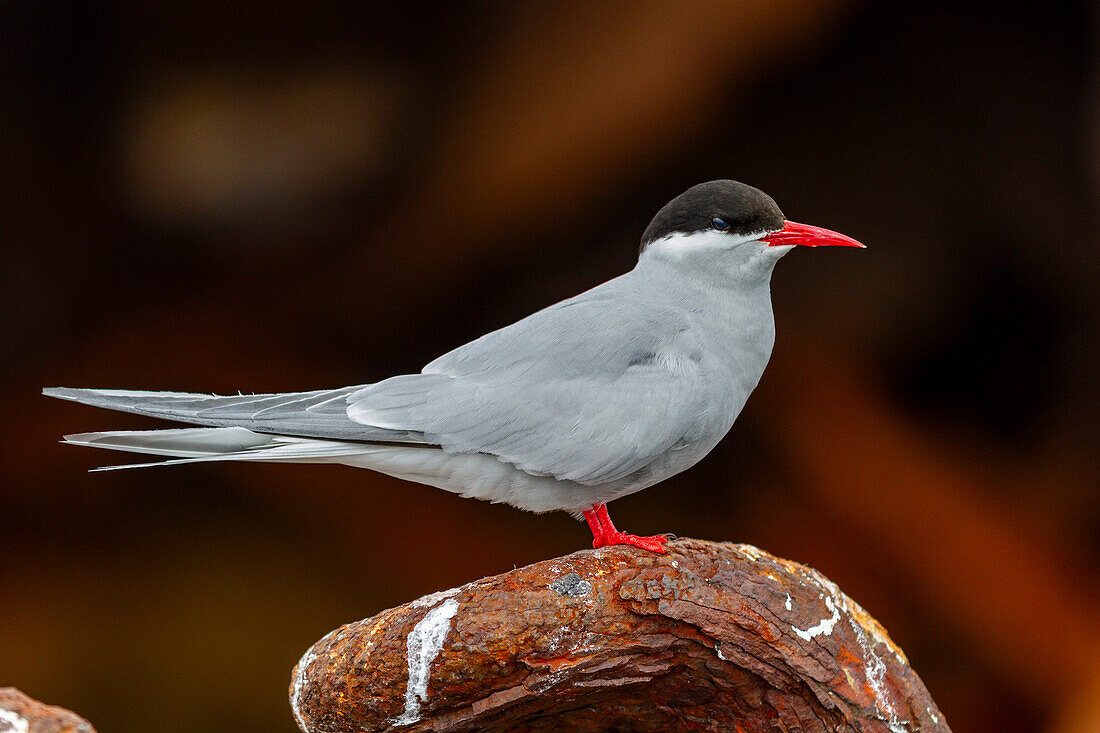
(347, 290), (709, 486)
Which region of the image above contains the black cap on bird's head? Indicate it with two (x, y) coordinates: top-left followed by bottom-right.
(640, 180), (864, 252)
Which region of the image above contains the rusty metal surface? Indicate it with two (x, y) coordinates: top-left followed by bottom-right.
(0, 689), (96, 733)
(291, 539), (948, 732)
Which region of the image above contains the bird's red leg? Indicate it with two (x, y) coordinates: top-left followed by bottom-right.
(583, 506), (605, 538)
(582, 503), (668, 553)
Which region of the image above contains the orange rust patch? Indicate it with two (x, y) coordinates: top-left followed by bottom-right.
(523, 652), (598, 672)
(835, 644), (878, 701)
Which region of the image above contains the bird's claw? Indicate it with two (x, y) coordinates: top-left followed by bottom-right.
(592, 531), (669, 554)
(583, 503), (670, 553)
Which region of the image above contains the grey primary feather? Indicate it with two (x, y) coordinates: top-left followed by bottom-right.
(42, 385), (424, 443)
(62, 428), (373, 471)
(64, 426), (275, 457)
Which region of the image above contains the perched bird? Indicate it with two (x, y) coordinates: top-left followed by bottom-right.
(45, 180), (862, 553)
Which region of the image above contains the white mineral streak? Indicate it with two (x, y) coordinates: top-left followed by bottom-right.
(715, 643), (727, 661)
(290, 629), (331, 733)
(729, 543), (920, 728)
(793, 566), (910, 730)
(393, 598), (460, 726)
(849, 608), (908, 731)
(0, 709), (29, 733)
(791, 594), (839, 640)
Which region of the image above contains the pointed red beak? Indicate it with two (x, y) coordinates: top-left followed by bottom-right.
(762, 220), (865, 248)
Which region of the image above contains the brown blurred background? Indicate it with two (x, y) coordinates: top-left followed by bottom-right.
(2, 1), (1097, 731)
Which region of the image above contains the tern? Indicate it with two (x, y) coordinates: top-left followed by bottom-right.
(45, 180), (863, 552)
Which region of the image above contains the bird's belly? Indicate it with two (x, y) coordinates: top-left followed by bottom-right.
(336, 445), (624, 514)
(333, 357), (752, 515)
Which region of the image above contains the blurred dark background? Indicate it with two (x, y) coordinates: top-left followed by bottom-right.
(2, 1), (1098, 731)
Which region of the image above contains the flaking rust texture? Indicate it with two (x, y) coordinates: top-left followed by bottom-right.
(0, 688), (96, 733)
(290, 539), (949, 733)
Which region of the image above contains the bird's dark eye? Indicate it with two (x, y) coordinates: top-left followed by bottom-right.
(711, 217), (730, 231)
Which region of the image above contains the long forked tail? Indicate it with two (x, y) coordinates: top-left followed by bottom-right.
(44, 385), (431, 470)
(61, 427), (372, 470)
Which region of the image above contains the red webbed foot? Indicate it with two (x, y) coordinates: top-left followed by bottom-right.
(593, 531), (669, 553)
(582, 503), (669, 554)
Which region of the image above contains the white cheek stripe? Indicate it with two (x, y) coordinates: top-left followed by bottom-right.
(645, 229), (772, 258)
